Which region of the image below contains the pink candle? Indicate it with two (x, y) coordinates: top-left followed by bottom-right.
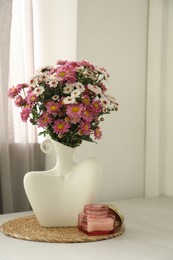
(78, 204), (115, 236)
(87, 218), (114, 232)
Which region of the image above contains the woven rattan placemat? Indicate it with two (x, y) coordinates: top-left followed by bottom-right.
(0, 215), (125, 243)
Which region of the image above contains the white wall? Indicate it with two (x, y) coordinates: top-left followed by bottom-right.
(145, 0), (173, 196)
(32, 0), (77, 68)
(32, 0), (149, 202)
(76, 0), (148, 201)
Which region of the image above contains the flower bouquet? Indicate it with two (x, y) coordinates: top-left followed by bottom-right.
(8, 60), (118, 148)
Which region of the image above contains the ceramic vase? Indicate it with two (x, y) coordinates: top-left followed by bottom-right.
(23, 138), (101, 227)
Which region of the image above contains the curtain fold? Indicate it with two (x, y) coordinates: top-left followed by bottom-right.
(0, 0), (45, 214)
(0, 0), (13, 213)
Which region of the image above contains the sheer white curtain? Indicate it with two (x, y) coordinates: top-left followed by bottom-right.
(0, 0), (45, 214)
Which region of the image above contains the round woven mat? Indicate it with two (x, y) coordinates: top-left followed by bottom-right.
(0, 215), (124, 243)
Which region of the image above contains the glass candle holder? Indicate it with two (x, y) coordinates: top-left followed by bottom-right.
(78, 204), (115, 236)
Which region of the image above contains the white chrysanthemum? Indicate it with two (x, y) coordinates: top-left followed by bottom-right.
(49, 79), (58, 88)
(29, 72), (47, 85)
(99, 96), (110, 108)
(105, 94), (118, 110)
(106, 94), (117, 104)
(87, 84), (102, 95)
(35, 65), (52, 73)
(49, 74), (56, 79)
(34, 86), (45, 96)
(52, 95), (59, 101)
(63, 96), (76, 104)
(38, 73), (49, 82)
(75, 82), (85, 92)
(63, 84), (74, 94)
(95, 66), (109, 80)
(102, 107), (107, 113)
(28, 76), (37, 86)
(87, 71), (96, 81)
(71, 89), (81, 98)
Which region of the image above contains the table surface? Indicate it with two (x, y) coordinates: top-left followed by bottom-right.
(0, 196), (173, 260)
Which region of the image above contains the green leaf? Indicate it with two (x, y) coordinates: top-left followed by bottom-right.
(82, 135), (95, 143)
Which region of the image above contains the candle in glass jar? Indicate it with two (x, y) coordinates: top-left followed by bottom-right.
(78, 204), (115, 236)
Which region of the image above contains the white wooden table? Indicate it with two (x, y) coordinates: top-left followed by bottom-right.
(0, 196), (173, 260)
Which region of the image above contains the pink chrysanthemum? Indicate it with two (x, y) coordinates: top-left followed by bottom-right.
(79, 122), (91, 135)
(27, 86), (34, 94)
(27, 93), (37, 104)
(8, 86), (19, 98)
(20, 108), (30, 122)
(37, 112), (52, 127)
(94, 127), (102, 140)
(57, 70), (66, 80)
(91, 100), (102, 114)
(82, 95), (91, 105)
(16, 83), (28, 92)
(82, 108), (93, 122)
(78, 60), (95, 70)
(66, 104), (83, 118)
(55, 64), (76, 83)
(69, 116), (81, 124)
(14, 95), (25, 107)
(53, 119), (70, 134)
(56, 60), (67, 65)
(46, 101), (61, 114)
